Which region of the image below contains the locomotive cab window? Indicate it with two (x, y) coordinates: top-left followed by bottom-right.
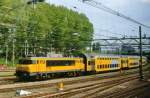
(19, 59), (36, 65)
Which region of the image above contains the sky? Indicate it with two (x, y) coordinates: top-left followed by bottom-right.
(46, 0), (150, 39)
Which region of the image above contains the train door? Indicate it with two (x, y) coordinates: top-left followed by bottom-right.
(37, 60), (46, 72)
(121, 59), (123, 69)
(91, 58), (95, 71)
(125, 58), (128, 68)
(127, 57), (130, 68)
(36, 60), (39, 72)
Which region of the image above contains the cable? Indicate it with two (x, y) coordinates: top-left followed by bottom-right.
(94, 33), (118, 39)
(80, 0), (150, 29)
(95, 28), (128, 37)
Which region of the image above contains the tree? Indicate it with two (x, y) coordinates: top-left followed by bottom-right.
(0, 0), (94, 62)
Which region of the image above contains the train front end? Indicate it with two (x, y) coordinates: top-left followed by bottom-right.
(15, 59), (37, 79)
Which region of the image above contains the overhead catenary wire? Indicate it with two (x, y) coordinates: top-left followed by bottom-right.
(95, 28), (129, 37)
(94, 33), (119, 39)
(80, 0), (150, 29)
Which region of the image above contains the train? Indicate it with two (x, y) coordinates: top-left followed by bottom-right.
(15, 53), (147, 80)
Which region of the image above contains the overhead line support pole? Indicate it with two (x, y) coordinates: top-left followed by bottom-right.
(139, 26), (144, 80)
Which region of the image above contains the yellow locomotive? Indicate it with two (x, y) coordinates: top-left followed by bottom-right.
(16, 57), (84, 79)
(15, 53), (147, 79)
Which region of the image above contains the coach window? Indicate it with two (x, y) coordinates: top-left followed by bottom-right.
(111, 64), (113, 68)
(112, 64), (114, 68)
(113, 64), (115, 67)
(88, 61), (91, 65)
(116, 64), (118, 67)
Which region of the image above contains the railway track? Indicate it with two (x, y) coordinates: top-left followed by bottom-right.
(99, 80), (150, 98)
(0, 63), (148, 86)
(0, 66), (148, 98)
(0, 68), (146, 93)
(0, 69), (15, 72)
(0, 76), (17, 85)
(19, 74), (140, 98)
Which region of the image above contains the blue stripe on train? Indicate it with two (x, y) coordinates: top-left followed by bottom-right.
(111, 60), (118, 68)
(112, 60), (118, 64)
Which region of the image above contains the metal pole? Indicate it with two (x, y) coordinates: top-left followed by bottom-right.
(5, 44), (8, 66)
(12, 38), (15, 66)
(25, 40), (27, 57)
(139, 26), (143, 80)
(27, 40), (29, 56)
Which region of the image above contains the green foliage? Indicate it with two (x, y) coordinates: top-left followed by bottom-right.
(0, 0), (94, 64)
(0, 58), (18, 67)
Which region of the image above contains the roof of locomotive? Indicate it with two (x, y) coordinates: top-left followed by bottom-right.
(20, 57), (83, 60)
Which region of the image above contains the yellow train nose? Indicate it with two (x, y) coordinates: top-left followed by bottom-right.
(16, 65), (30, 72)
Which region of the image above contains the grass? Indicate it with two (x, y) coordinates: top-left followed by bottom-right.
(0, 72), (15, 77)
(0, 58), (18, 67)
